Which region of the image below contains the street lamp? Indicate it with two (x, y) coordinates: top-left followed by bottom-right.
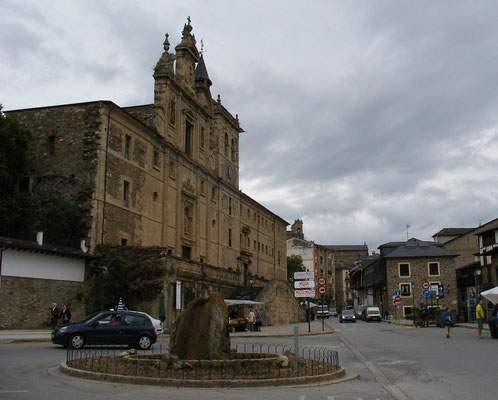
(249, 277), (255, 300)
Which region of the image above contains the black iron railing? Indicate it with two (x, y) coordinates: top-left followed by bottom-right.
(65, 342), (339, 381)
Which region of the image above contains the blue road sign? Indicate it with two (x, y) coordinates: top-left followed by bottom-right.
(394, 289), (401, 296)
(438, 285), (444, 299)
(422, 289), (430, 298)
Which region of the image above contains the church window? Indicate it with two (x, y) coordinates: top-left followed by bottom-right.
(124, 135), (131, 160)
(152, 191), (158, 201)
(228, 229), (232, 247)
(48, 136), (56, 155)
(169, 98), (176, 125)
(231, 138), (235, 161)
(185, 120), (193, 157)
(224, 133), (229, 156)
(247, 208), (250, 218)
(228, 197), (232, 215)
(200, 126), (205, 150)
(123, 180), (130, 207)
(211, 186), (217, 201)
(121, 238), (128, 246)
(254, 240), (256, 250)
(153, 151), (160, 169)
(169, 161), (176, 179)
(182, 245), (191, 259)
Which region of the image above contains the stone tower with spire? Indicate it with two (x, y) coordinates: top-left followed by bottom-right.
(152, 18), (242, 190)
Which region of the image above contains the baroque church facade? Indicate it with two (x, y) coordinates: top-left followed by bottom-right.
(7, 21), (288, 307)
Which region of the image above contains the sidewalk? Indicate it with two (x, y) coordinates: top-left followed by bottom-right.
(230, 320), (334, 337)
(388, 318), (488, 330)
(0, 321), (334, 344)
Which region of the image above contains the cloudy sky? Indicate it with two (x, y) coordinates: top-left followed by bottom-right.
(2, 1), (498, 251)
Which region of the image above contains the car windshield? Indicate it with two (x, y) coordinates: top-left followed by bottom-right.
(330, 308), (337, 312)
(368, 307), (380, 313)
(79, 312), (101, 323)
(343, 310), (354, 315)
(318, 306), (328, 311)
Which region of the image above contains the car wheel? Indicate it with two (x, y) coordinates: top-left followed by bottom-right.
(69, 334), (84, 349)
(340, 320), (343, 323)
(353, 320), (356, 323)
(136, 335), (152, 350)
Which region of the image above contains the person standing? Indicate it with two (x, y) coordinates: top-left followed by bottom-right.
(50, 303), (59, 329)
(247, 309), (255, 332)
(255, 309), (264, 332)
(476, 299), (485, 339)
(60, 304), (71, 325)
(442, 307), (453, 338)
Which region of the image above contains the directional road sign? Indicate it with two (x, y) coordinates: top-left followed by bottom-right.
(294, 271), (315, 280)
(422, 289), (430, 298)
(294, 280), (315, 289)
(294, 289), (316, 298)
(394, 289), (401, 296)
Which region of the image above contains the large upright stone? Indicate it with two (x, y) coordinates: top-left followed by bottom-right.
(169, 293), (229, 360)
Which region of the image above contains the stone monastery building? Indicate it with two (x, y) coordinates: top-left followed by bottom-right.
(7, 21), (289, 294)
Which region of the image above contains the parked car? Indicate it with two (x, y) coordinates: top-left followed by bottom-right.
(329, 308), (338, 317)
(317, 305), (330, 319)
(354, 305), (366, 319)
(339, 309), (356, 323)
(362, 306), (382, 322)
(132, 311), (163, 335)
(51, 310), (157, 350)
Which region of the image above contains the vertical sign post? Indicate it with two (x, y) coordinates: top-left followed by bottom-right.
(176, 281), (182, 310)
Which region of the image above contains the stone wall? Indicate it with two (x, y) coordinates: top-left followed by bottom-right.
(0, 276), (87, 329)
(255, 279), (306, 326)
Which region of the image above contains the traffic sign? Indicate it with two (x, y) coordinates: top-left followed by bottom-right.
(294, 289), (316, 298)
(422, 281), (430, 290)
(317, 276), (327, 286)
(294, 271), (315, 280)
(394, 289), (401, 296)
(394, 295), (402, 303)
(422, 289), (430, 298)
(317, 285), (327, 295)
(438, 285), (444, 299)
(294, 280), (315, 289)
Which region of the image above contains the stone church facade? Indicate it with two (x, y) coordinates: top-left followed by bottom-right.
(7, 21), (288, 320)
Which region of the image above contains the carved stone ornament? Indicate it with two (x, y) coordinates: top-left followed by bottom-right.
(242, 225), (251, 235)
(182, 179), (195, 194)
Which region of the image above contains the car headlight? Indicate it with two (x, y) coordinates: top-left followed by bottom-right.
(58, 326), (68, 333)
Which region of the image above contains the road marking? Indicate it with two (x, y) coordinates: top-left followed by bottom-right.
(327, 396), (363, 400)
(0, 391), (28, 394)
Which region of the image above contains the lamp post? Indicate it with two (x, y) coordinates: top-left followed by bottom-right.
(249, 277), (255, 300)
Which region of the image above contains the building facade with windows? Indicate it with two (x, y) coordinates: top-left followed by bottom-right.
(6, 22), (288, 306)
(380, 238), (458, 317)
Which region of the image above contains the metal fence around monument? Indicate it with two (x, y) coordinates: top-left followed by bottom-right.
(65, 342), (340, 380)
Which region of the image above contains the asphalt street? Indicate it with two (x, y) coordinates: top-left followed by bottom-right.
(0, 320), (495, 400)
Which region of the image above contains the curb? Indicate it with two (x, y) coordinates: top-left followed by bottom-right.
(60, 361), (347, 388)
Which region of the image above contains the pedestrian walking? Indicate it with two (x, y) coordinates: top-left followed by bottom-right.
(476, 299), (485, 339)
(50, 303), (59, 329)
(60, 304), (71, 325)
(442, 307), (452, 338)
(247, 309), (255, 332)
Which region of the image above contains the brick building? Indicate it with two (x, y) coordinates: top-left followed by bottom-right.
(5, 21), (289, 323)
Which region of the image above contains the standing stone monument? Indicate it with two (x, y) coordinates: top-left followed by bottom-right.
(169, 292), (230, 360)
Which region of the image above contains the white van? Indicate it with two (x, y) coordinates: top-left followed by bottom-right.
(363, 306), (382, 322)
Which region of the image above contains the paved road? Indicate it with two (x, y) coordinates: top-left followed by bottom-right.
(0, 320), (495, 400)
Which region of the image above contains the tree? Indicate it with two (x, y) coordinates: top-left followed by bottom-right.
(0, 105), (31, 193)
(287, 254), (306, 283)
(0, 106), (87, 246)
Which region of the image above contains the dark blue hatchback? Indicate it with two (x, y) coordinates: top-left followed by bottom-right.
(51, 310), (157, 350)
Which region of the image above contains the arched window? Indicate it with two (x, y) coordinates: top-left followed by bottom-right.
(224, 133), (229, 156)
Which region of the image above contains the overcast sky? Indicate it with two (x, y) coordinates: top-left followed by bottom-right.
(2, 1), (498, 251)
